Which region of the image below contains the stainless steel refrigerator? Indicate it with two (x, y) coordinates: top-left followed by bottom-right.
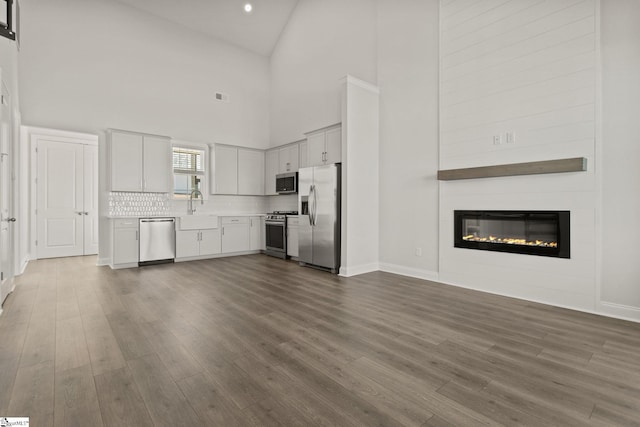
(298, 164), (341, 273)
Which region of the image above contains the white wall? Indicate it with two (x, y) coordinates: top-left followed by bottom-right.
(438, 0), (599, 312)
(19, 0), (270, 148)
(377, 0), (440, 279)
(269, 0), (377, 146)
(340, 77), (379, 276)
(0, 39), (19, 102)
(600, 0), (640, 319)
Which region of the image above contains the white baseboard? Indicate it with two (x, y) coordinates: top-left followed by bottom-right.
(96, 257), (110, 266)
(598, 301), (640, 323)
(19, 256), (29, 275)
(339, 262), (380, 277)
(378, 262), (439, 282)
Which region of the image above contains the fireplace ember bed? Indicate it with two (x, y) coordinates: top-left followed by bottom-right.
(454, 210), (570, 258)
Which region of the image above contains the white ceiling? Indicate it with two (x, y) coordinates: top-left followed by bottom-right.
(114, 0), (299, 56)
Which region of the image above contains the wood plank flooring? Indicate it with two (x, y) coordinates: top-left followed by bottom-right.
(0, 254), (639, 426)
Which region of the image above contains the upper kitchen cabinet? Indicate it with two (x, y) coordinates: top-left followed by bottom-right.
(299, 141), (308, 169)
(278, 143), (299, 173)
(213, 145), (238, 194)
(305, 124), (341, 167)
(212, 145), (264, 195)
(143, 135), (173, 192)
(108, 129), (171, 193)
(265, 149), (279, 196)
(238, 149), (264, 195)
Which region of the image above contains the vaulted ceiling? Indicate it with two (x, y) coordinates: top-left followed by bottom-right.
(114, 0), (299, 56)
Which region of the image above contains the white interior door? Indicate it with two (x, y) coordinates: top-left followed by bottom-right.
(0, 80), (14, 305)
(83, 145), (98, 255)
(37, 139), (84, 259)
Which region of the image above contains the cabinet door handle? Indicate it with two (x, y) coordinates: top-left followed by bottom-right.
(222, 227), (225, 236)
(135, 230), (139, 241)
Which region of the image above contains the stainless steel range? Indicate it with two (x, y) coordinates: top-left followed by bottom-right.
(264, 211), (298, 259)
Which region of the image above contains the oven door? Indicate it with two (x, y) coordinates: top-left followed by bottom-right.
(265, 220), (287, 258)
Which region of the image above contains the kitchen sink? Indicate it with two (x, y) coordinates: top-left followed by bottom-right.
(178, 215), (219, 230)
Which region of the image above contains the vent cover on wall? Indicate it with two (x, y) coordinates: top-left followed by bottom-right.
(215, 92), (230, 103)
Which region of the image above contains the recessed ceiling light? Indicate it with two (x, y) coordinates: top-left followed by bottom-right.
(243, 3), (253, 13)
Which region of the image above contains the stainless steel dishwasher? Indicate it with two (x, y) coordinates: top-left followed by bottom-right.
(139, 218), (176, 265)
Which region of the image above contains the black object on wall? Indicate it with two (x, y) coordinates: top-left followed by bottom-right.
(1, 0), (16, 41)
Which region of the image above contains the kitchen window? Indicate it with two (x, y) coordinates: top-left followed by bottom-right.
(0, 0), (17, 41)
(172, 144), (207, 198)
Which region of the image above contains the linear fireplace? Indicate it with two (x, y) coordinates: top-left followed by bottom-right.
(454, 210), (570, 258)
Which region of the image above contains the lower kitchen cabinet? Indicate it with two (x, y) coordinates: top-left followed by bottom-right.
(250, 216), (264, 251)
(221, 217), (250, 253)
(287, 217), (299, 258)
(176, 229), (221, 258)
(112, 219), (139, 267)
(200, 229), (222, 256)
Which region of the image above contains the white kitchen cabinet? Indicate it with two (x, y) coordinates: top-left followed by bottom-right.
(109, 130), (171, 193)
(112, 219), (139, 266)
(265, 149), (279, 196)
(287, 217), (299, 258)
(278, 143), (299, 173)
(305, 124), (342, 167)
(299, 141), (308, 169)
(213, 146), (264, 196)
(221, 217), (250, 253)
(200, 229), (222, 256)
(250, 216), (264, 251)
(213, 145), (238, 194)
(324, 126), (342, 164)
(175, 229), (200, 258)
(176, 228), (221, 258)
(109, 131), (143, 192)
(143, 135), (172, 193)
(238, 149), (265, 195)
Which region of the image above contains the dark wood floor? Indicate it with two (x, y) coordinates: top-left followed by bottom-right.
(0, 255), (639, 426)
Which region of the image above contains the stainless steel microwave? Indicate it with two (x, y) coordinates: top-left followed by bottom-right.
(276, 172), (297, 194)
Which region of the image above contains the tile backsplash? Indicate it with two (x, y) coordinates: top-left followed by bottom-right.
(108, 192), (173, 217)
(107, 193), (297, 217)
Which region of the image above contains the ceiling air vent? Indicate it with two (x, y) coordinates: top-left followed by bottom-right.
(215, 92), (230, 103)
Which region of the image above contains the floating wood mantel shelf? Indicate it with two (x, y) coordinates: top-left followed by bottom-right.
(437, 157), (587, 181)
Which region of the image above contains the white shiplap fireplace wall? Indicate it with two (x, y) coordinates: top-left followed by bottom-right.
(438, 0), (599, 311)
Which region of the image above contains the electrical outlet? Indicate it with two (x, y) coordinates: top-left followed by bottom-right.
(506, 131), (516, 144)
(493, 135), (502, 145)
(415, 247), (422, 256)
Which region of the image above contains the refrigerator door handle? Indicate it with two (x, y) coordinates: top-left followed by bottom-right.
(309, 184), (316, 226)
(312, 184), (318, 226)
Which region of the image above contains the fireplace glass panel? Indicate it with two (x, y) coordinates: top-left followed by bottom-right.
(454, 211), (569, 258)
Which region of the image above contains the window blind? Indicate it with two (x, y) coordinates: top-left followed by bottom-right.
(173, 147), (204, 175)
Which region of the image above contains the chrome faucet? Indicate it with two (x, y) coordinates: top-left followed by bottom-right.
(188, 188), (204, 214)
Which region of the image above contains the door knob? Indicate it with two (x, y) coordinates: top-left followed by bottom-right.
(84, 212), (89, 215)
(76, 212), (83, 215)
(7, 218), (16, 222)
